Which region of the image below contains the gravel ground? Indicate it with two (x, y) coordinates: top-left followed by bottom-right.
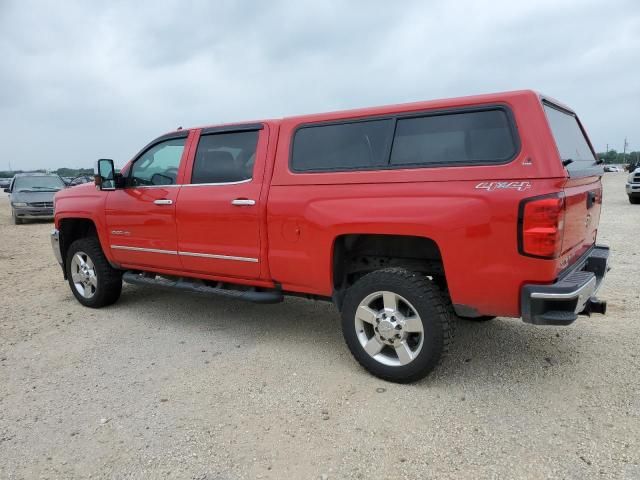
(0, 173), (638, 480)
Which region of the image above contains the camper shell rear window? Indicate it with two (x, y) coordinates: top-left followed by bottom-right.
(543, 101), (599, 175)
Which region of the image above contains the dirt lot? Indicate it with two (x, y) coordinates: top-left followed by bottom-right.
(0, 173), (638, 480)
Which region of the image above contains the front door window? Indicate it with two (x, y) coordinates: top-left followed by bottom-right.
(130, 138), (186, 186)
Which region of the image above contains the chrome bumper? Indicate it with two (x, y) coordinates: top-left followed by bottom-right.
(51, 229), (63, 267)
(521, 245), (610, 325)
(626, 183), (640, 194)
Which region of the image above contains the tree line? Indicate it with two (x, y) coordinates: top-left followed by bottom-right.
(0, 168), (94, 178)
(597, 151), (640, 165)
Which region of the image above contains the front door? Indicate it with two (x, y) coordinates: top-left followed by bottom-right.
(175, 126), (268, 279)
(106, 133), (191, 271)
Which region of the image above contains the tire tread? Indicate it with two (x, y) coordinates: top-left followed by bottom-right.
(66, 237), (122, 308)
(341, 268), (455, 383)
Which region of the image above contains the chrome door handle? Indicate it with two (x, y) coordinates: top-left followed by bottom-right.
(153, 199), (173, 205)
(231, 199), (256, 206)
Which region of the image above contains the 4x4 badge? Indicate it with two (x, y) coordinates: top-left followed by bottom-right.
(475, 181), (532, 192)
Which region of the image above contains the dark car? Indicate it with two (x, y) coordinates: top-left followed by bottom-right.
(5, 173), (66, 224)
(69, 175), (94, 186)
(0, 178), (11, 189)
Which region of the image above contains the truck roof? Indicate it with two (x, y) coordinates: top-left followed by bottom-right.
(182, 89), (546, 135)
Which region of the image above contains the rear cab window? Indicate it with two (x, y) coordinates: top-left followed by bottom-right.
(290, 107), (519, 172)
(542, 102), (600, 176)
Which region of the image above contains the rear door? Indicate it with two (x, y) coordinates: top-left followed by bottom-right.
(543, 102), (602, 263)
(175, 125), (268, 279)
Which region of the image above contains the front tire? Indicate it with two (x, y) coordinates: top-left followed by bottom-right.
(65, 237), (122, 308)
(341, 268), (454, 383)
(629, 195), (640, 204)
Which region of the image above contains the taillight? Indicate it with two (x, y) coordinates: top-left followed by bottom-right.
(518, 193), (565, 259)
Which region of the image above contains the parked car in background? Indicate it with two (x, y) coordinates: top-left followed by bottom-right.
(626, 167), (640, 204)
(51, 90), (609, 383)
(69, 175), (94, 186)
(0, 178), (11, 189)
(604, 165), (621, 172)
(5, 173), (66, 224)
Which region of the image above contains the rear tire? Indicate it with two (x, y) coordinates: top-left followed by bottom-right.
(341, 268), (454, 383)
(66, 237), (122, 308)
(629, 195), (640, 204)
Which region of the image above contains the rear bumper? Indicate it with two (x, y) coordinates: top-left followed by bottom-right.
(521, 245), (610, 325)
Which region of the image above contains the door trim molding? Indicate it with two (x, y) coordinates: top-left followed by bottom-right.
(110, 245), (259, 263)
(178, 251), (259, 263)
(111, 245), (178, 255)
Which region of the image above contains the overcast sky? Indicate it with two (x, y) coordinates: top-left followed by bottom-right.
(1, 0), (639, 170)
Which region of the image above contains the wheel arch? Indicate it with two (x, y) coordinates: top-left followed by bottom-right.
(58, 217), (109, 274)
(331, 233), (447, 309)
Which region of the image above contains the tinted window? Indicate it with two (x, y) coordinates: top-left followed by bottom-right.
(130, 138), (185, 186)
(191, 131), (258, 184)
(291, 119), (393, 172)
(390, 110), (516, 166)
(543, 103), (597, 173)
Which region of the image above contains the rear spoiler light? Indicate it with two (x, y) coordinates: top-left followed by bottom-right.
(518, 193), (565, 259)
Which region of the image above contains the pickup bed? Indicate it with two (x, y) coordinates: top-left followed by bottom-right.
(52, 90), (609, 382)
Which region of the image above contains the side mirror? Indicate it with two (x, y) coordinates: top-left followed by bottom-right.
(150, 173), (174, 186)
(95, 159), (116, 190)
(3, 188), (9, 193)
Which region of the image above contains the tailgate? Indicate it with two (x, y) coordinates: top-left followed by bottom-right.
(541, 100), (603, 272)
(561, 176), (602, 266)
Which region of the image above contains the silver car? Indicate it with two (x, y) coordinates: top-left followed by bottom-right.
(5, 173), (66, 224)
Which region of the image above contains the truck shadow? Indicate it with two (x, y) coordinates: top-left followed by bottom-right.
(117, 285), (578, 386)
(14, 218), (55, 225)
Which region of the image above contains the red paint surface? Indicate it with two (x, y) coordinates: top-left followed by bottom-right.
(54, 90), (603, 318)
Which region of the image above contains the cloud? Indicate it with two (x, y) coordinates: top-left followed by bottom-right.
(1, 0), (639, 170)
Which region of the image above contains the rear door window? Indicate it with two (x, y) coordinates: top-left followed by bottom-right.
(191, 130), (259, 184)
(543, 103), (598, 173)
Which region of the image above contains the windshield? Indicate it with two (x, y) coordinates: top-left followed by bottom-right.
(13, 175), (65, 192)
(543, 103), (598, 173)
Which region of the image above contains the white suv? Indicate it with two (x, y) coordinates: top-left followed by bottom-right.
(626, 167), (640, 204)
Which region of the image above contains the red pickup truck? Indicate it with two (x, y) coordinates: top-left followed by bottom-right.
(51, 90), (609, 383)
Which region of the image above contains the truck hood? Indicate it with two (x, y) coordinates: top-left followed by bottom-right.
(54, 182), (95, 201)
